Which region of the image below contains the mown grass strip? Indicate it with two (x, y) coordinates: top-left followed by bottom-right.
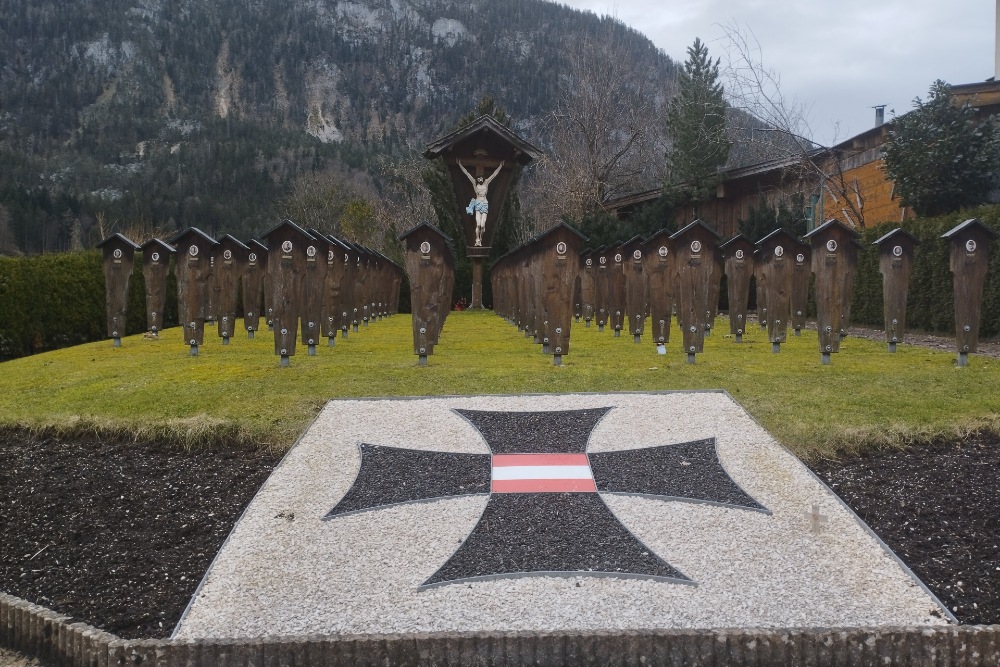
(1, 310), (997, 458)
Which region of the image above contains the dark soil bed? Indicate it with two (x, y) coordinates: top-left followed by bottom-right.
(0, 435), (280, 639)
(811, 432), (1000, 625)
(1, 432), (999, 640)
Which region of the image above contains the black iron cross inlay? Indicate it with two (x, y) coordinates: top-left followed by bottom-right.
(325, 408), (768, 588)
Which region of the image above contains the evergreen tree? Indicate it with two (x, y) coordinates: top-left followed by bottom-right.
(883, 80), (1000, 217)
(664, 38), (731, 215)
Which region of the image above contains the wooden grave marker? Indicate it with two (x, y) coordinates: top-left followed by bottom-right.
(756, 229), (799, 353)
(643, 230), (675, 354)
(791, 240), (811, 336)
(401, 222), (455, 365)
(214, 235), (249, 345)
(608, 244), (627, 337)
(621, 235), (647, 343)
(805, 219), (861, 364)
(536, 223), (585, 365)
(874, 228), (919, 352)
(942, 218), (998, 366)
(139, 238), (175, 337)
(261, 220), (314, 366)
(243, 239), (268, 338)
(97, 233), (141, 347)
(580, 249), (596, 327)
(671, 220), (722, 364)
(720, 234), (755, 343)
(170, 227), (219, 355)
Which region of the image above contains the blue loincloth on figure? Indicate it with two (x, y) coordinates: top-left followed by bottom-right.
(466, 199), (488, 215)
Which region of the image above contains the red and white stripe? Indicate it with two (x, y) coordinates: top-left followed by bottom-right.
(491, 453), (596, 493)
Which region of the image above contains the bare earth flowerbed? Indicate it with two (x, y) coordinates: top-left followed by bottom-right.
(1, 428), (998, 638)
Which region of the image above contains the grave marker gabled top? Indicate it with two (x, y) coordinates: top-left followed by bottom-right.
(424, 115), (543, 255)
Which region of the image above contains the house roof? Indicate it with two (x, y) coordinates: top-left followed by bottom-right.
(423, 115), (544, 164)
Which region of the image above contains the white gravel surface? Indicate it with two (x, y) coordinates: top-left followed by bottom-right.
(174, 391), (950, 639)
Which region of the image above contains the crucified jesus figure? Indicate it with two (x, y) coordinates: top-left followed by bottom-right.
(458, 159), (504, 246)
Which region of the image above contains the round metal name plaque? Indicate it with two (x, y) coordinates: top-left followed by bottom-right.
(281, 241), (293, 253)
(826, 240), (838, 252)
(967, 239), (977, 253)
(735, 249), (744, 260)
(113, 248), (123, 259)
(893, 245), (903, 258)
(420, 241), (431, 254)
(328, 250), (335, 261)
(223, 250), (233, 260)
(633, 249), (642, 260)
(556, 241), (568, 255)
(306, 245), (317, 258)
(600, 256), (607, 265)
(586, 258), (593, 266)
(614, 253), (622, 263)
(774, 246), (784, 258)
(189, 245), (199, 257)
(249, 253), (257, 263)
(658, 246), (669, 258)
(151, 252), (160, 262)
(796, 253), (805, 263)
(690, 240), (702, 253)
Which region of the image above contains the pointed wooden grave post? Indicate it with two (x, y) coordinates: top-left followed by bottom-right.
(621, 236), (647, 343)
(643, 230), (675, 354)
(401, 222), (455, 366)
(97, 233), (141, 347)
(791, 240), (811, 336)
(756, 229), (799, 353)
(536, 223), (585, 365)
(299, 230), (330, 356)
(243, 239), (268, 339)
(423, 115), (543, 308)
(806, 219), (861, 365)
(580, 250), (596, 327)
(320, 235), (349, 347)
(754, 247), (768, 332)
(214, 235), (249, 345)
(720, 235), (755, 343)
(671, 220), (722, 364)
(261, 220), (314, 367)
(594, 247), (609, 332)
(942, 218), (998, 366)
(170, 228), (218, 356)
(874, 228), (919, 353)
(608, 244), (627, 337)
(140, 238), (175, 337)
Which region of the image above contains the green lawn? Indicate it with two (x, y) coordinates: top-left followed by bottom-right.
(1, 310), (997, 459)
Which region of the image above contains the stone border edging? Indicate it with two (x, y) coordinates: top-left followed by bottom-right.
(4, 592), (1000, 666)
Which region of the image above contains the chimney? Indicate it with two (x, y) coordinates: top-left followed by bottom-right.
(874, 105), (886, 127)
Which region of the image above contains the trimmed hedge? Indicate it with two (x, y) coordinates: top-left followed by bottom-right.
(0, 251), (178, 361)
(849, 205), (1000, 338)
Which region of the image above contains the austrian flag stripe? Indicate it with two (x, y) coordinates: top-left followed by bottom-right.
(491, 453), (597, 493)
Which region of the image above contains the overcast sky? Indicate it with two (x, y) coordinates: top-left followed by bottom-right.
(556, 0), (996, 146)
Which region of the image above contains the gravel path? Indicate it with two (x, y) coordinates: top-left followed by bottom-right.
(175, 392), (950, 639)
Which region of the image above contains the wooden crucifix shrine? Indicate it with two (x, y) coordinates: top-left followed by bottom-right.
(874, 228), (919, 353)
(97, 233), (141, 347)
(756, 229), (799, 353)
(671, 220), (722, 364)
(942, 218), (998, 366)
(423, 115), (543, 309)
(806, 219), (861, 365)
(261, 220), (315, 367)
(621, 236), (647, 343)
(720, 235), (754, 343)
(243, 239), (268, 339)
(170, 227), (218, 356)
(140, 238), (175, 337)
(643, 230), (675, 354)
(401, 222), (455, 366)
(214, 235), (249, 345)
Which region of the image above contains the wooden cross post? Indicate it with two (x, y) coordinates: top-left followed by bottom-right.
(806, 504), (828, 534)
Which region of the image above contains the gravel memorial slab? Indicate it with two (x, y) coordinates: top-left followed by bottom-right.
(174, 391), (952, 639)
